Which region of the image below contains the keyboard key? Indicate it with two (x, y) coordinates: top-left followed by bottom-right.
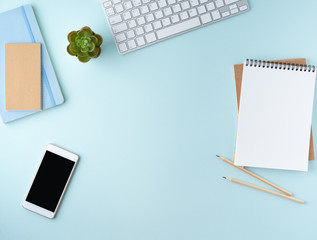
(197, 5), (206, 14)
(127, 39), (137, 49)
(137, 16), (146, 25)
(136, 37), (146, 46)
(149, 2), (158, 11)
(163, 7), (172, 16)
(115, 4), (124, 13)
(144, 24), (153, 32)
(115, 33), (126, 42)
(158, 0), (167, 8)
(200, 13), (212, 24)
(103, 1), (112, 8)
(157, 17), (201, 39)
(222, 11), (230, 17)
(124, 1), (133, 9)
(215, 0), (224, 8)
(133, 0), (142, 7)
(206, 2), (215, 11)
(171, 14), (180, 23)
(229, 4), (237, 9)
(146, 13), (155, 22)
(135, 27), (144, 35)
(240, 5), (248, 11)
(168, 0), (176, 4)
(123, 12), (132, 20)
(180, 11), (189, 20)
(188, 8), (198, 17)
(140, 5), (149, 14)
(190, 0), (199, 7)
(224, 0), (239, 4)
(126, 30), (135, 38)
(113, 0), (121, 4)
(112, 22), (127, 33)
(153, 20), (163, 29)
(162, 18), (171, 26)
(200, 0), (208, 3)
(231, 8), (238, 14)
(155, 10), (164, 19)
(181, 1), (190, 10)
(109, 15), (122, 25)
(128, 19), (137, 28)
(106, 8), (115, 16)
(118, 43), (128, 52)
(132, 8), (141, 17)
(211, 10), (221, 20)
(145, 32), (157, 43)
(172, 4), (181, 13)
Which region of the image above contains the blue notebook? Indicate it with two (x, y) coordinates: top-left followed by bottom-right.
(0, 5), (64, 123)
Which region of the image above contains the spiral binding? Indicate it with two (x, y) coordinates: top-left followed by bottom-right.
(245, 59), (315, 72)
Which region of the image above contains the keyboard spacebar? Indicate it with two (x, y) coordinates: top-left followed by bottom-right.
(156, 17), (201, 39)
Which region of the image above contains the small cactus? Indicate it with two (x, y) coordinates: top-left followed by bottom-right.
(67, 26), (103, 63)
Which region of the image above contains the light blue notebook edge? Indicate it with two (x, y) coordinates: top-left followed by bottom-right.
(24, 5), (64, 106)
(1, 5), (64, 123)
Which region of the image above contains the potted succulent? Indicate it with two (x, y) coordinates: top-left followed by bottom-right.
(67, 26), (103, 63)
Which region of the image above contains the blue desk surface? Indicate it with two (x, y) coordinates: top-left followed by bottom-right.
(1, 0), (317, 239)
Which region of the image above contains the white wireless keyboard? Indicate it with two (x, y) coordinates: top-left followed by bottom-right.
(100, 0), (249, 54)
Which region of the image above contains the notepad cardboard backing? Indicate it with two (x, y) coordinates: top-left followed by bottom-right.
(5, 43), (41, 110)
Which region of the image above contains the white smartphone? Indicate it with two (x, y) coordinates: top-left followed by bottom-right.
(22, 144), (79, 218)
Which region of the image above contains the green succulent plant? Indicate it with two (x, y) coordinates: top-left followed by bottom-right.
(67, 26), (103, 63)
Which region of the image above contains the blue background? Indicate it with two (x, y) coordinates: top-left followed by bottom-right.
(1, 0), (317, 239)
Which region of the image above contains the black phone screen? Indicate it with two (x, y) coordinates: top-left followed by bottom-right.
(26, 151), (75, 212)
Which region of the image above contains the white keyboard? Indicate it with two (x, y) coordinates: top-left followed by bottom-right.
(100, 0), (250, 54)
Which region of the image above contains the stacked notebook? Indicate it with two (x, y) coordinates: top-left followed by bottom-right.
(234, 59), (316, 171)
(0, 5), (64, 123)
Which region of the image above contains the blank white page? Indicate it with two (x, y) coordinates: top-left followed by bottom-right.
(235, 60), (316, 171)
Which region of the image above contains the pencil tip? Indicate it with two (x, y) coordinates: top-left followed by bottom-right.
(222, 176), (226, 179)
(216, 155), (220, 157)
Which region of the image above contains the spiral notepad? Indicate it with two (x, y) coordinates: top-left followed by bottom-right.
(234, 59), (316, 171)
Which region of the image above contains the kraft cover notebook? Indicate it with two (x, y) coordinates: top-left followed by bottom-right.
(5, 43), (41, 110)
(234, 59), (316, 171)
(234, 58), (315, 161)
(0, 5), (64, 123)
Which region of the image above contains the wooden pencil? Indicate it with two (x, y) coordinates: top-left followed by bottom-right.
(223, 177), (304, 204)
(217, 155), (292, 196)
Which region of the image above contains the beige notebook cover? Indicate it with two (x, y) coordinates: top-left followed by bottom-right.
(234, 58), (315, 161)
(5, 43), (41, 110)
